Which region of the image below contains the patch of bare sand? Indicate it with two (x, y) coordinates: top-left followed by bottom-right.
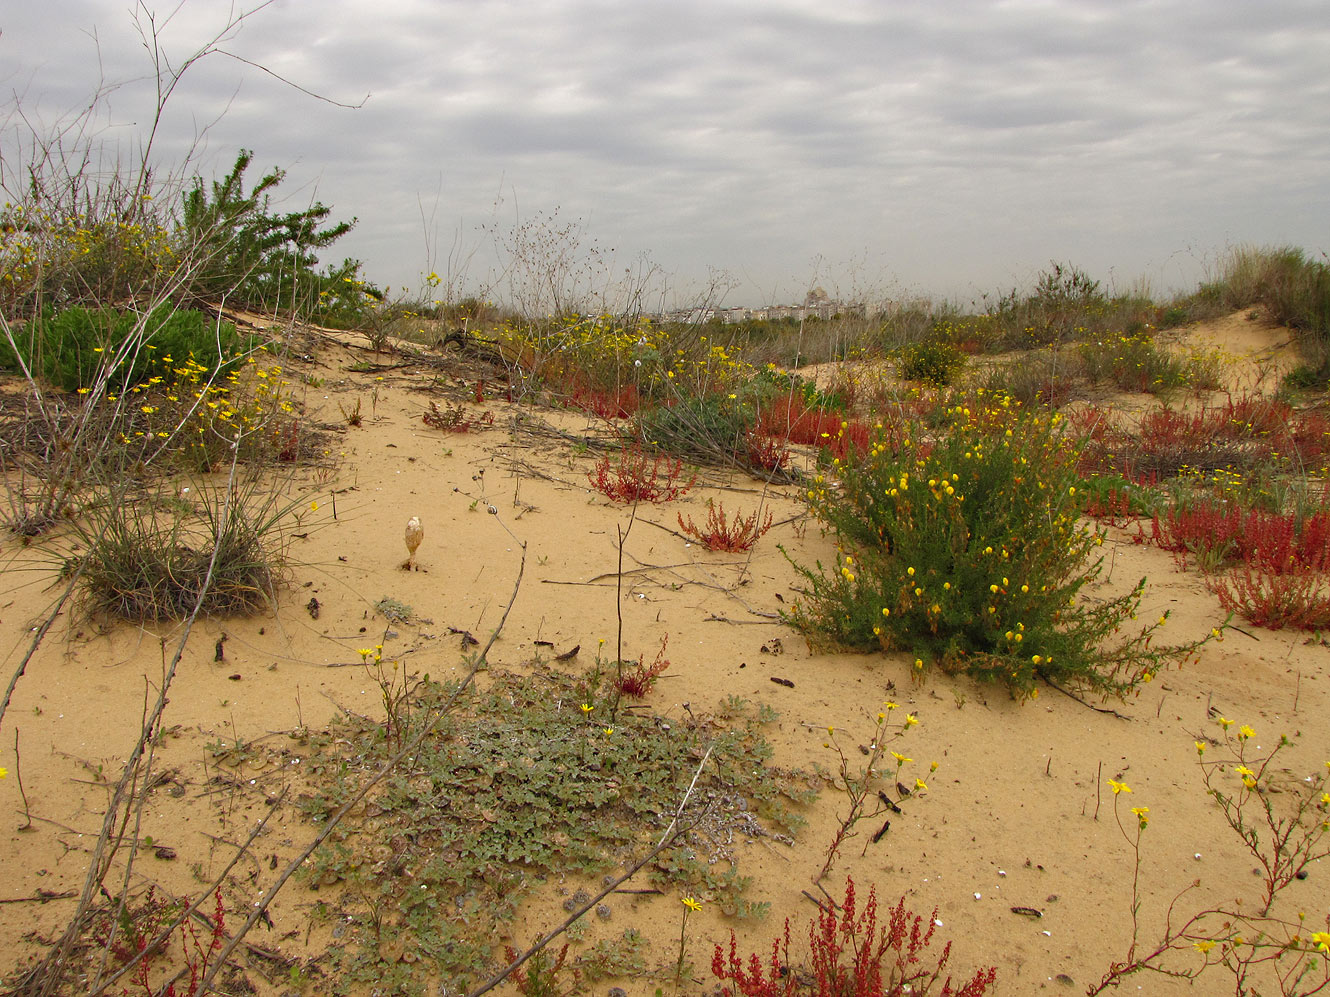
(1, 328), (1327, 995)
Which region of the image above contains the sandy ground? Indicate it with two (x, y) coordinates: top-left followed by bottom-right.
(0, 311), (1326, 996)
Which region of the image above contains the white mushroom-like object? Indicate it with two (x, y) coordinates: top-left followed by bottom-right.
(404, 516), (424, 569)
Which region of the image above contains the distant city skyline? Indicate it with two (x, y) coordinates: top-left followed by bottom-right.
(4, 2), (1328, 310)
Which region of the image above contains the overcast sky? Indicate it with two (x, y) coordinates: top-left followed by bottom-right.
(4, 0), (1329, 309)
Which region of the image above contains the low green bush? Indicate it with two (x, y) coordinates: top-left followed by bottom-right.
(75, 474), (290, 620)
(896, 338), (966, 386)
(785, 392), (1212, 697)
(2, 304), (247, 393)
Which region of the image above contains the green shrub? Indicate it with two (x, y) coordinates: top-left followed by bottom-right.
(990, 262), (1109, 347)
(177, 149), (366, 322)
(635, 392), (758, 467)
(2, 304), (247, 393)
(785, 393), (1210, 698)
(75, 474), (291, 620)
(896, 339), (966, 386)
(978, 350), (1084, 408)
(1078, 332), (1191, 393)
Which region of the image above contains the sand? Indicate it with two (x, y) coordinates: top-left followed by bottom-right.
(0, 310), (1326, 996)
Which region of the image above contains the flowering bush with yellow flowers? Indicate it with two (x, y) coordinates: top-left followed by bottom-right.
(786, 391), (1217, 697)
(109, 345), (304, 472)
(0, 204), (176, 318)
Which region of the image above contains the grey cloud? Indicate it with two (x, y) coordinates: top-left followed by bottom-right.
(4, 0), (1328, 303)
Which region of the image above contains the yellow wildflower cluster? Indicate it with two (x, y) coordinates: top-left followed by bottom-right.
(99, 345), (299, 470)
(1, 203), (175, 311)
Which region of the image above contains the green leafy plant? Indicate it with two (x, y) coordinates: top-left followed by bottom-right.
(785, 391), (1216, 697)
(297, 664), (818, 990)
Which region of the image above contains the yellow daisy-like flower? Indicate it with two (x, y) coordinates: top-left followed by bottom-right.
(580, 703), (593, 714)
(914, 777), (928, 791)
(1313, 931), (1330, 954)
(884, 701), (898, 710)
(0, 766), (7, 779)
(904, 713), (918, 727)
(1238, 724), (1255, 740)
(890, 751), (912, 765)
(603, 727), (614, 735)
(1131, 806), (1149, 827)
(1195, 741), (1206, 755)
(681, 896), (702, 912)
(1194, 939), (1216, 953)
(1108, 779), (1131, 795)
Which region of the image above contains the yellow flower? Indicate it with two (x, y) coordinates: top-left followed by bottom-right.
(1108, 779), (1131, 795)
(681, 896), (702, 912)
(890, 751), (912, 765)
(1131, 806), (1149, 827)
(580, 703), (593, 714)
(603, 727), (614, 735)
(1238, 725), (1255, 740)
(914, 777), (928, 791)
(905, 713), (918, 727)
(907, 566), (915, 576)
(1313, 931), (1330, 954)
(1195, 741), (1206, 755)
(0, 766), (6, 779)
(310, 501), (319, 512)
(884, 701), (898, 710)
(1194, 939), (1216, 953)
